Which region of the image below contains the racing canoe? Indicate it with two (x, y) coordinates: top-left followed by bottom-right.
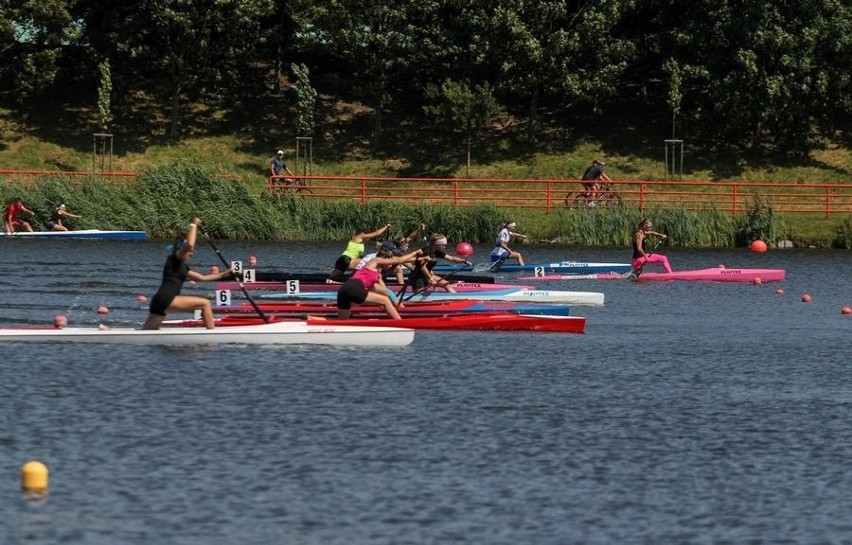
(255, 272), (497, 284)
(0, 321), (414, 346)
(521, 267), (786, 283)
(213, 300), (572, 317)
(257, 288), (605, 306)
(0, 229), (146, 240)
(215, 280), (533, 292)
(167, 314), (586, 334)
(434, 261), (631, 274)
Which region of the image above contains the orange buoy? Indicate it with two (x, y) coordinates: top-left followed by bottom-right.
(750, 240), (768, 253)
(775, 288), (784, 295)
(752, 277), (762, 285)
(801, 293), (812, 303)
(842, 306), (852, 315)
(53, 314), (67, 328)
(136, 295), (148, 303)
(210, 265), (219, 274)
(97, 305), (109, 315)
(248, 255), (257, 267)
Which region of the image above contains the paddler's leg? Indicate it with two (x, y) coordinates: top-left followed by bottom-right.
(363, 292), (401, 319)
(168, 295), (216, 328)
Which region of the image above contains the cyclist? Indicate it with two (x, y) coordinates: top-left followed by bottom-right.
(268, 149), (295, 188)
(579, 159), (613, 205)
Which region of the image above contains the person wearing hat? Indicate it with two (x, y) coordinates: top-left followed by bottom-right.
(406, 233), (472, 294)
(579, 159), (613, 205)
(268, 149), (295, 187)
(45, 203), (81, 231)
(336, 245), (422, 320)
(631, 218), (672, 276)
(3, 196), (35, 234)
(490, 221), (527, 271)
(329, 224), (392, 281)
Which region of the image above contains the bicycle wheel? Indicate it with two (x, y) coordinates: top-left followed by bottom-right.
(566, 193), (595, 209)
(600, 191), (622, 208)
(295, 185), (315, 196)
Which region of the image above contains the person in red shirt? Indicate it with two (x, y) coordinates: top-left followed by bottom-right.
(4, 197), (35, 234)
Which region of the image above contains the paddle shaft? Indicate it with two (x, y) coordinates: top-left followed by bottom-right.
(202, 231), (270, 323)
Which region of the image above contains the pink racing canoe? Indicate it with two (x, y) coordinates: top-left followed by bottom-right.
(214, 281), (534, 292)
(521, 267), (786, 283)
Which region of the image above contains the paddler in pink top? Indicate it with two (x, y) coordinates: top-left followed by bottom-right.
(336, 244), (420, 319)
(631, 218), (672, 274)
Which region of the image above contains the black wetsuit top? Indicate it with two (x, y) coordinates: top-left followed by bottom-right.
(408, 247), (447, 290)
(631, 232), (647, 260)
(149, 253), (190, 315)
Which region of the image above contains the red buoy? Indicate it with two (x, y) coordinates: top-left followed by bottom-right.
(752, 277), (762, 285)
(97, 305), (110, 315)
(750, 240), (768, 253)
(841, 306), (851, 315)
(53, 315), (67, 329)
(455, 242), (474, 257)
(136, 295), (148, 303)
(248, 255), (257, 267)
(801, 293), (812, 303)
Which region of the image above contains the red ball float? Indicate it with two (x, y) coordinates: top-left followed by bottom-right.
(750, 240), (768, 253)
(801, 294), (812, 303)
(455, 242), (474, 257)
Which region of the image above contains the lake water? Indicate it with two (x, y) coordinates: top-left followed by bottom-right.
(1, 239), (850, 544)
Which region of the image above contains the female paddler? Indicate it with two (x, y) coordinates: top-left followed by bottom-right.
(329, 223), (392, 281)
(632, 218), (672, 274)
(408, 233), (472, 293)
(336, 245), (421, 319)
(143, 217), (236, 330)
(490, 220), (527, 270)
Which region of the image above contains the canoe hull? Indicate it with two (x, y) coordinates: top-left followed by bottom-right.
(257, 288), (605, 306)
(215, 281), (533, 292)
(0, 229), (146, 240)
(169, 314), (586, 334)
(434, 261), (631, 274)
(214, 300), (572, 316)
(522, 267), (786, 283)
(255, 272), (497, 284)
(0, 322), (414, 346)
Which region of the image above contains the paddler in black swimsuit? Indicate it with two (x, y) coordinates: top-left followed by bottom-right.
(143, 217), (236, 330)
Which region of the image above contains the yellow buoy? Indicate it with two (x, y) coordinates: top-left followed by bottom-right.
(21, 460), (49, 493)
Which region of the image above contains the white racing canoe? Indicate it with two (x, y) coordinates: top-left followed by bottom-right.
(0, 321), (415, 347)
(258, 288), (605, 306)
(0, 229), (146, 240)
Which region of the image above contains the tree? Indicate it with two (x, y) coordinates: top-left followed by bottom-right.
(290, 63), (316, 136)
(424, 79), (497, 176)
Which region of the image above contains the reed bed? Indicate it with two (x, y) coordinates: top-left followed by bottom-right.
(0, 164), (800, 247)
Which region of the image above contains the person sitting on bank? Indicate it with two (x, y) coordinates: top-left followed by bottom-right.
(45, 204), (81, 232)
(4, 197), (35, 234)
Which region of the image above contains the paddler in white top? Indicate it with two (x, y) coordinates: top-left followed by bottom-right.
(490, 220), (527, 271)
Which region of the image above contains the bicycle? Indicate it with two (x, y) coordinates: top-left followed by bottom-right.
(270, 176), (315, 196)
(564, 182), (622, 209)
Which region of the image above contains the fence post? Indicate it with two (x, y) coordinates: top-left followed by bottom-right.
(453, 181), (459, 206)
(360, 178), (366, 205)
(826, 186), (831, 219)
(732, 184), (738, 215)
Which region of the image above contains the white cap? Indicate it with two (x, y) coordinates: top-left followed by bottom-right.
(276, 149), (284, 155)
(59, 204), (66, 210)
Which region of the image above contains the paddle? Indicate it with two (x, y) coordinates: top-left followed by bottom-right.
(402, 260), (470, 302)
(201, 230), (271, 323)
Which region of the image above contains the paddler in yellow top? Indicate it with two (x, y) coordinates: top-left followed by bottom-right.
(329, 223), (391, 281)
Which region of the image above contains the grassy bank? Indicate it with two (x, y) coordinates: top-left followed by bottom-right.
(4, 164), (850, 248)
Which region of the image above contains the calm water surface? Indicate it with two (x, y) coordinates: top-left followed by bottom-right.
(1, 239), (850, 544)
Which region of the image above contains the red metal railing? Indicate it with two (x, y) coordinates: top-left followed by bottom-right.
(269, 175), (852, 219)
(3, 170), (850, 218)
